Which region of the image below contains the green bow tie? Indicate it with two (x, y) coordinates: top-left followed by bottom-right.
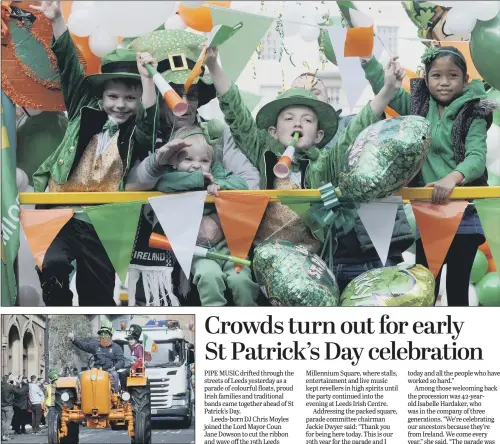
(102, 120), (119, 137)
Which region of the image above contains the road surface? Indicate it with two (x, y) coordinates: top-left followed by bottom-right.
(4, 421), (195, 444)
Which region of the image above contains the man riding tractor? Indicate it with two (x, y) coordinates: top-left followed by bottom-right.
(49, 320), (152, 443)
(119, 325), (151, 390)
(68, 320), (124, 392)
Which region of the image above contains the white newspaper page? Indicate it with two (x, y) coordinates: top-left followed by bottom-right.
(197, 308), (500, 444)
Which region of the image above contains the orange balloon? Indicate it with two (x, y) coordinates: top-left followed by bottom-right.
(178, 1), (231, 32)
(61, 1), (101, 75)
(487, 258), (497, 272)
(479, 241), (492, 259)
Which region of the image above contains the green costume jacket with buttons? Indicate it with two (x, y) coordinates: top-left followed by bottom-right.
(218, 84), (415, 260)
(33, 30), (158, 192)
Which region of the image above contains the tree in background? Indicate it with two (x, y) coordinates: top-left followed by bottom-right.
(49, 315), (93, 374)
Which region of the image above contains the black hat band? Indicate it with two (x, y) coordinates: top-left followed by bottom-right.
(101, 57), (205, 77)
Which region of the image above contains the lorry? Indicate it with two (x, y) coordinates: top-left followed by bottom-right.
(113, 319), (194, 428)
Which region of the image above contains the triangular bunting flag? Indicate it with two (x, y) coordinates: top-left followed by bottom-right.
(357, 196), (401, 266)
(344, 26), (374, 58)
(327, 26), (369, 111)
(475, 199), (500, 274)
(210, 6), (274, 83)
(85, 202), (143, 284)
(20, 209), (74, 270)
(149, 191), (207, 279)
(214, 193), (270, 271)
(412, 201), (468, 277)
(240, 90), (262, 113)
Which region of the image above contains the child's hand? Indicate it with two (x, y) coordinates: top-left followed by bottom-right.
(203, 172), (214, 185)
(426, 175), (458, 204)
(207, 183), (221, 196)
(30, 0), (62, 22)
(384, 56), (405, 92)
(204, 47), (219, 69)
(137, 52), (158, 78)
(155, 139), (191, 166)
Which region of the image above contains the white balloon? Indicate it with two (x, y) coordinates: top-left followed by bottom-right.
(475, 2), (500, 21)
(71, 1), (96, 13)
(486, 124), (500, 168)
(180, 1), (205, 7)
(445, 7), (477, 36)
(94, 1), (176, 37)
(89, 30), (119, 57)
(299, 24), (320, 42)
(67, 10), (97, 37)
(16, 168), (29, 192)
(165, 13), (187, 30)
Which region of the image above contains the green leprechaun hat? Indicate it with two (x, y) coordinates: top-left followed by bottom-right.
(256, 88), (339, 148)
(86, 48), (143, 87)
(128, 29), (216, 107)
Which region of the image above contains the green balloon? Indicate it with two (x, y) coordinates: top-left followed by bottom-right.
(470, 14), (500, 91)
(486, 88), (500, 127)
(470, 250), (488, 284)
(476, 272), (500, 306)
(16, 112), (68, 186)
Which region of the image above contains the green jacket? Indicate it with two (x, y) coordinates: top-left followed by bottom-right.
(155, 162), (248, 215)
(218, 84), (381, 191)
(33, 30), (158, 192)
(362, 57), (488, 185)
(218, 84), (414, 260)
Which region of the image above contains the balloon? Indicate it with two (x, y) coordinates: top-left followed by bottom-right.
(177, 1), (231, 32)
(486, 88), (500, 127)
(299, 24), (320, 42)
(488, 258), (497, 272)
(89, 30), (119, 57)
(475, 2), (500, 21)
(61, 1), (102, 75)
(486, 124), (500, 170)
(16, 168), (29, 192)
(165, 13), (188, 30)
(470, 250), (488, 283)
(67, 10), (97, 37)
(470, 14), (500, 90)
(445, 7), (477, 36)
(18, 285), (41, 306)
(253, 240), (340, 307)
(94, 1), (176, 37)
(479, 241), (492, 258)
(71, 1), (96, 13)
(476, 272), (500, 306)
(341, 265), (435, 307)
(188, 321), (194, 330)
(338, 116), (432, 202)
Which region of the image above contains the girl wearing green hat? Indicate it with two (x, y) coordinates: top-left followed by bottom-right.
(30, 1), (163, 307)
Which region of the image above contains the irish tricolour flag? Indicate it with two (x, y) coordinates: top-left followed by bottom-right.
(143, 333), (158, 362)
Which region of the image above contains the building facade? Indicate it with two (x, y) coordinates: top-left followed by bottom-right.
(1, 315), (46, 379)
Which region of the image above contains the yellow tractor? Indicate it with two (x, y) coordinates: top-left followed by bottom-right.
(48, 359), (151, 444)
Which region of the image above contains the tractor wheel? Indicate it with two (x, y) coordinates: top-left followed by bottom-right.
(130, 383), (151, 444)
(48, 407), (80, 444)
(179, 398), (192, 429)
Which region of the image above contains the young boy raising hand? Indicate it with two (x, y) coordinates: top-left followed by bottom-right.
(204, 47), (405, 259)
(30, 0), (161, 306)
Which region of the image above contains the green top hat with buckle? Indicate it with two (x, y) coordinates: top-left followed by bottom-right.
(86, 48), (142, 87)
(256, 88), (339, 148)
(128, 29), (215, 107)
(97, 319), (114, 336)
(126, 324), (142, 341)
